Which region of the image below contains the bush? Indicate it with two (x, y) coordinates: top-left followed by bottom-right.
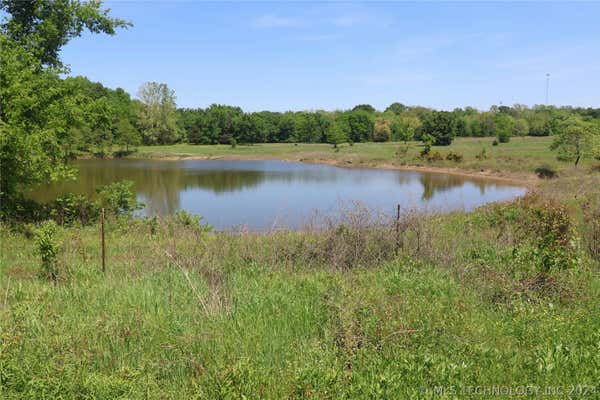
(426, 152), (443, 162)
(230, 138), (237, 149)
(48, 193), (99, 225)
(96, 180), (144, 217)
(420, 134), (434, 157)
(492, 140), (499, 146)
(174, 210), (213, 235)
(445, 152), (463, 162)
(34, 220), (61, 282)
(519, 197), (579, 273)
(534, 165), (557, 179)
(497, 131), (511, 143)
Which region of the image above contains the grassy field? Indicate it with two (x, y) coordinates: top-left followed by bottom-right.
(1, 171), (599, 398)
(135, 136), (578, 178)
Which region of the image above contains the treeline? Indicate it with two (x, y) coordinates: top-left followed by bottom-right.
(54, 77), (600, 149)
(179, 102), (600, 147)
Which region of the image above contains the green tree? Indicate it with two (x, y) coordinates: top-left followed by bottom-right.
(495, 113), (515, 143)
(514, 118), (530, 136)
(346, 110), (375, 142)
(550, 117), (599, 166)
(294, 112), (331, 143)
(137, 82), (180, 144)
(352, 104), (376, 113)
(0, 0), (129, 207)
(373, 119), (391, 142)
(527, 112), (553, 136)
(384, 102), (407, 115)
(391, 116), (420, 142)
(115, 117), (140, 152)
(326, 123), (347, 148)
(1, 0), (131, 67)
(422, 111), (457, 146)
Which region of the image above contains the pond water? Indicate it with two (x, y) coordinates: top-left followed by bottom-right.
(29, 159), (527, 230)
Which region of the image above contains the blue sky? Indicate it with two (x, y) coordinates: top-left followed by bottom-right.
(61, 1), (600, 111)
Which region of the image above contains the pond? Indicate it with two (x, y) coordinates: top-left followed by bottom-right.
(29, 159), (527, 230)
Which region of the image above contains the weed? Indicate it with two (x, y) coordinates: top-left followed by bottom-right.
(34, 220), (60, 282)
(475, 147), (488, 160)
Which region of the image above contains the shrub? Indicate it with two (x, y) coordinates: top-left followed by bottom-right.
(534, 165), (557, 179)
(174, 210), (213, 235)
(497, 131), (510, 143)
(48, 193), (99, 225)
(426, 152), (443, 162)
(96, 180), (144, 217)
(520, 199), (579, 273)
(492, 140), (499, 146)
(34, 220), (61, 282)
(445, 152), (463, 162)
(230, 138), (237, 149)
(420, 134), (434, 157)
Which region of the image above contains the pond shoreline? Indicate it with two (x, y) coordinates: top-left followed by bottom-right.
(124, 152), (539, 188)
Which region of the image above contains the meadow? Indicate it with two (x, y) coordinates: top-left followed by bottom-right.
(136, 136), (566, 180)
(1, 168), (599, 398)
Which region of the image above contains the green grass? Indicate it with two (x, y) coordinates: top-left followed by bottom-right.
(1, 176), (599, 398)
(134, 136), (578, 176)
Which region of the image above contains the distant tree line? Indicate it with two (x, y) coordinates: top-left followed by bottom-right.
(45, 77), (600, 150)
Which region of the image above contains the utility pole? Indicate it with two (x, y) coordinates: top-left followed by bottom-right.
(545, 73), (550, 105)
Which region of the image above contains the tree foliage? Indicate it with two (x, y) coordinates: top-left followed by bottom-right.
(550, 117), (600, 166)
(1, 0), (131, 67)
(137, 82), (180, 144)
(422, 111), (457, 146)
(0, 0), (130, 208)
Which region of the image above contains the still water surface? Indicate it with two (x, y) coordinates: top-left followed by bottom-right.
(30, 159), (526, 230)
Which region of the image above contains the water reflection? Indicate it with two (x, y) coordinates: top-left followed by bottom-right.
(420, 173), (487, 201)
(29, 159), (526, 229)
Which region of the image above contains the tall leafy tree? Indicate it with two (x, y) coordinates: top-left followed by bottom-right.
(421, 111), (457, 146)
(1, 0), (130, 67)
(137, 82), (180, 144)
(373, 119), (392, 142)
(0, 0), (129, 206)
(550, 117), (599, 166)
(495, 113), (515, 143)
(352, 104), (377, 113)
(347, 110), (375, 142)
(384, 102), (408, 115)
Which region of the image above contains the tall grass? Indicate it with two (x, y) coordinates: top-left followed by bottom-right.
(1, 175), (599, 398)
